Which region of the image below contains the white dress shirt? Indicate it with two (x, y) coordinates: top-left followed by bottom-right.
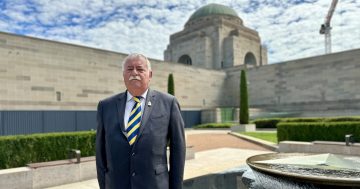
(124, 89), (148, 130)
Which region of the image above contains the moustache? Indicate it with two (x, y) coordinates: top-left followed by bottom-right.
(129, 76), (141, 81)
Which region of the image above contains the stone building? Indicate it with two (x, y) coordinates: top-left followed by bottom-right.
(164, 3), (268, 69)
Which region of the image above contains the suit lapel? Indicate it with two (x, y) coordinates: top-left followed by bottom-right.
(138, 89), (155, 137)
(116, 92), (128, 139)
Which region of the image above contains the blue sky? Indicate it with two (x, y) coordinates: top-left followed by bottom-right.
(0, 0), (359, 64)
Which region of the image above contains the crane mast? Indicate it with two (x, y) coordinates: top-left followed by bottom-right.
(319, 0), (338, 54)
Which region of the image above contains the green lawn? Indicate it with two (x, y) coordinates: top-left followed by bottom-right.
(239, 132), (278, 143)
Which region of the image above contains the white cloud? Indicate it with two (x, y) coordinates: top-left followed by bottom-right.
(0, 21), (8, 31)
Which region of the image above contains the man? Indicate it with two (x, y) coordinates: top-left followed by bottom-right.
(96, 53), (186, 189)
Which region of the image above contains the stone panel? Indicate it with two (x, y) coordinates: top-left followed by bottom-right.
(224, 48), (360, 116)
(0, 32), (226, 110)
(0, 167), (32, 189)
(1, 31), (360, 118)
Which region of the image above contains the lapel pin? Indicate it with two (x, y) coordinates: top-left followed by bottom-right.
(148, 101), (152, 107)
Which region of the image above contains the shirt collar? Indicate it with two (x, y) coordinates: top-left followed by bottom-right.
(126, 89), (148, 102)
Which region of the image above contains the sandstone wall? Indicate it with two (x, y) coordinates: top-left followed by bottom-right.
(1, 31), (360, 117)
(225, 49), (360, 116)
(0, 32), (226, 110)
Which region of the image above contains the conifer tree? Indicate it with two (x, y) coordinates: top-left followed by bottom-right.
(168, 73), (174, 95)
(240, 70), (249, 124)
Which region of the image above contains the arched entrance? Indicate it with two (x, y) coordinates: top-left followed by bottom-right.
(244, 52), (256, 66)
(178, 55), (192, 65)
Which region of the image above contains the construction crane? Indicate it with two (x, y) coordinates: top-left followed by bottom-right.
(319, 0), (338, 54)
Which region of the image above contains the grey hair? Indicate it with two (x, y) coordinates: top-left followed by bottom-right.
(122, 53), (152, 71)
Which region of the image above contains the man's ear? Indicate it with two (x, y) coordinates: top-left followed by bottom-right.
(149, 71), (153, 78)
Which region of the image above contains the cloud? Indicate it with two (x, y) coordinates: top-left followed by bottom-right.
(0, 0), (359, 64)
(234, 0), (360, 63)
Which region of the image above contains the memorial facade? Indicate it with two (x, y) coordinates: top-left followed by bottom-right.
(0, 4), (359, 118)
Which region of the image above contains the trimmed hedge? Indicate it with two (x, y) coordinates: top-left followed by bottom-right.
(252, 118), (282, 129)
(193, 123), (236, 129)
(253, 117), (360, 129)
(277, 122), (360, 142)
(0, 131), (96, 169)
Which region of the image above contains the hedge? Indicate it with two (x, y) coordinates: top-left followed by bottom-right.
(193, 123), (236, 129)
(253, 116), (360, 129)
(0, 131), (96, 169)
(277, 122), (360, 142)
(252, 118), (282, 128)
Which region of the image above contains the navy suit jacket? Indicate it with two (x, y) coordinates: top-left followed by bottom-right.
(96, 89), (186, 189)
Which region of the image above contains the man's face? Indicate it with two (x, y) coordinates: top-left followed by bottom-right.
(123, 57), (152, 96)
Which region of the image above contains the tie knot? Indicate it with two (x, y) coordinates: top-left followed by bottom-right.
(133, 96), (141, 103)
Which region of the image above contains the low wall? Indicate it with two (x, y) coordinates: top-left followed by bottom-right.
(0, 167), (32, 189)
(0, 146), (195, 189)
(0, 157), (96, 189)
(278, 141), (360, 155)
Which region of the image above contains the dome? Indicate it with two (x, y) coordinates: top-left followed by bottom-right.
(188, 3), (239, 22)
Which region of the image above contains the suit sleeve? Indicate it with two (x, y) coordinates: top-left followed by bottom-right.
(169, 97), (186, 189)
(96, 101), (107, 189)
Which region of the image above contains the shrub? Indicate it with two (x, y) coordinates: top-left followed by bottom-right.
(240, 70), (249, 124)
(194, 123), (236, 129)
(0, 131), (96, 169)
(167, 73), (174, 96)
(252, 118), (282, 128)
(326, 117), (360, 122)
(277, 122), (360, 142)
(252, 117), (360, 129)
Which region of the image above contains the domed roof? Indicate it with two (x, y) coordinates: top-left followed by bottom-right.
(188, 3), (239, 22)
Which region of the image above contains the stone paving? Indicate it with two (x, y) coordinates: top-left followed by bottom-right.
(187, 131), (270, 152)
(46, 130), (273, 189)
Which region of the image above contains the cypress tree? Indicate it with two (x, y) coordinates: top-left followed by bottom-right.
(168, 73), (175, 95)
(240, 70), (249, 124)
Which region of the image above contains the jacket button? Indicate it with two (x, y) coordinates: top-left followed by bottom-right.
(132, 152), (136, 156)
(132, 172), (136, 176)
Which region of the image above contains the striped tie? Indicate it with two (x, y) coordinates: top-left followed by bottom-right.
(126, 96), (142, 145)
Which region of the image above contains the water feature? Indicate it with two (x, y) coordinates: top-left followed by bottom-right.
(183, 153), (360, 189)
(246, 171), (319, 189)
(246, 153), (360, 189)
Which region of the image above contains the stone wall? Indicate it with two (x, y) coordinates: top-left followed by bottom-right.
(0, 32), (226, 110)
(1, 31), (360, 117)
(230, 27), (266, 67)
(0, 158), (96, 189)
(225, 49), (360, 117)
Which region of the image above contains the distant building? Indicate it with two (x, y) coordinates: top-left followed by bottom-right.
(164, 3), (267, 69)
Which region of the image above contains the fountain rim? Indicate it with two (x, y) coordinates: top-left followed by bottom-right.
(246, 152), (360, 187)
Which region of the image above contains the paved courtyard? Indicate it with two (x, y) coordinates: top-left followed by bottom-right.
(186, 130), (270, 152)
(46, 130), (273, 189)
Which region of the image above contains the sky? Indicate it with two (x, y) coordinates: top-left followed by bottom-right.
(0, 0), (359, 64)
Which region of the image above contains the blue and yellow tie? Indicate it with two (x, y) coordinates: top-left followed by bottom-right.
(126, 96), (142, 145)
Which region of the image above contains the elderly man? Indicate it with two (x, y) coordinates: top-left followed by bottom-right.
(96, 53), (186, 189)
